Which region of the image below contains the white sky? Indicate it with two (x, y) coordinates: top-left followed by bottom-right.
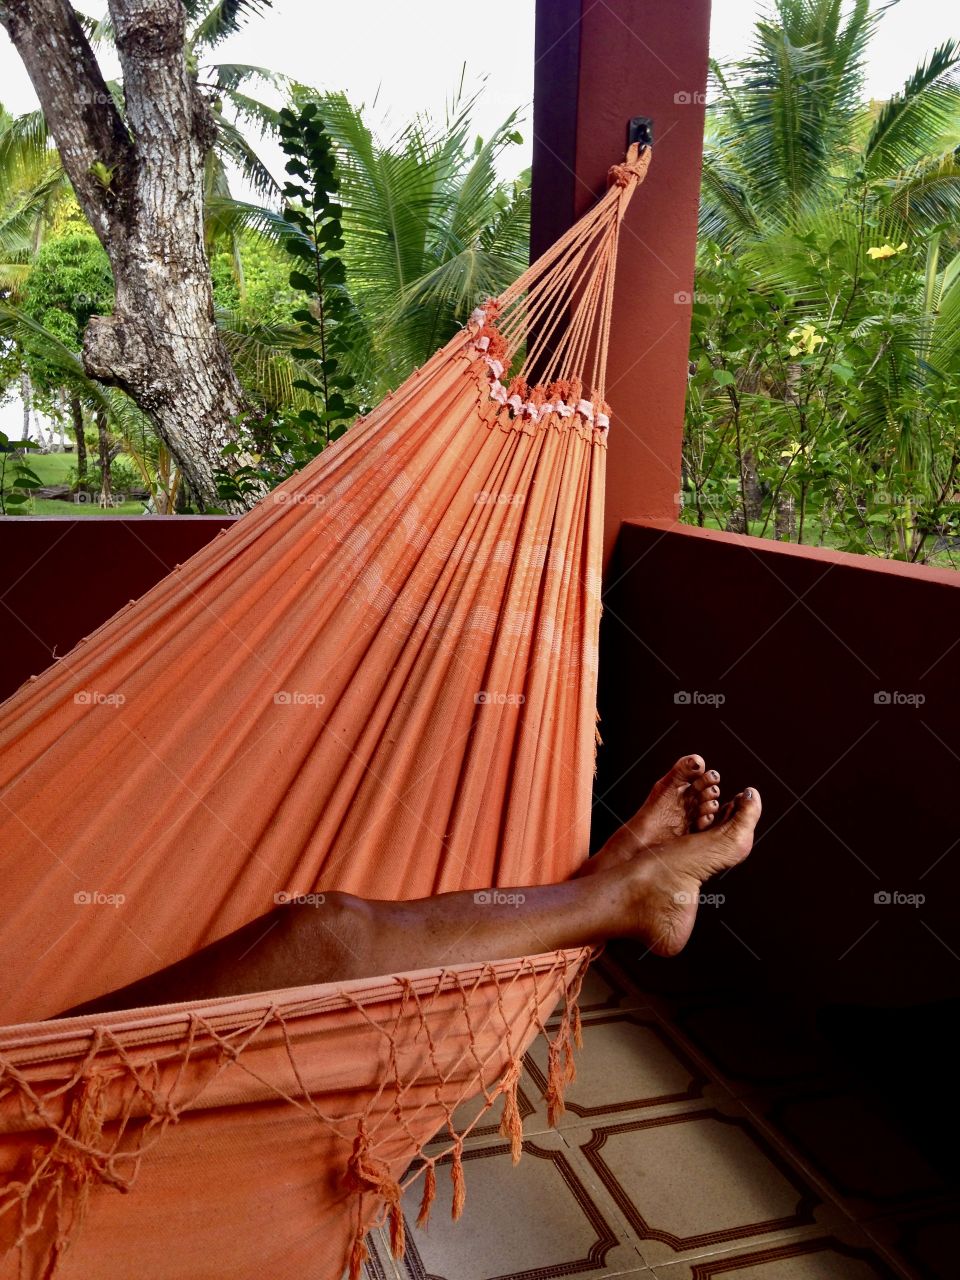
(1, 0), (957, 436)
(0, 0), (955, 181)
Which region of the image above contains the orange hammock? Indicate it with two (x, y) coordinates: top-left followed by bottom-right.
(0, 145), (650, 1280)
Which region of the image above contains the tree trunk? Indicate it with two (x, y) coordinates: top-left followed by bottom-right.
(96, 409), (112, 507)
(742, 448), (763, 522)
(70, 395), (88, 483)
(2, 0), (258, 511)
(19, 365), (34, 445)
(774, 494), (795, 541)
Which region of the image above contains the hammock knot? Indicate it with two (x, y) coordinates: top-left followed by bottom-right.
(607, 144), (652, 190)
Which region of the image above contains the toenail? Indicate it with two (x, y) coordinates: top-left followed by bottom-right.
(744, 788), (754, 799)
(709, 785), (719, 796)
(708, 770), (718, 780)
(687, 757), (699, 768)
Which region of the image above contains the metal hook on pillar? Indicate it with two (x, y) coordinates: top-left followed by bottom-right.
(627, 117), (654, 153)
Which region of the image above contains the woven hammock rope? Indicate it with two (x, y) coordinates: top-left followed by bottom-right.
(0, 145), (651, 1280)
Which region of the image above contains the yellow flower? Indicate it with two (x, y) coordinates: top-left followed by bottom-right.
(866, 241), (908, 260)
(787, 324), (827, 357)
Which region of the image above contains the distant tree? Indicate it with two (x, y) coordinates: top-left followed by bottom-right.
(0, 0), (280, 509)
(21, 229), (113, 492)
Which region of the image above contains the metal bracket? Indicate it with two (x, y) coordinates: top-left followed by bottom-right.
(627, 116), (654, 151)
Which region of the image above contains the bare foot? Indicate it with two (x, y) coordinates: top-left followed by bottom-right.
(579, 754), (722, 879)
(618, 788), (761, 956)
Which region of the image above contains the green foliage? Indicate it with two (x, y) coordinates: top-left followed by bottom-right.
(685, 0), (960, 565)
(0, 104), (66, 299)
(0, 431), (42, 513)
(20, 230), (113, 396)
(302, 88), (530, 396)
(215, 103), (361, 503)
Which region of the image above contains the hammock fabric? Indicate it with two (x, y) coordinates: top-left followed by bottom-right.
(0, 145), (651, 1279)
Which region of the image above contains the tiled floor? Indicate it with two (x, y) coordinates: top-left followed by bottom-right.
(358, 954), (959, 1280)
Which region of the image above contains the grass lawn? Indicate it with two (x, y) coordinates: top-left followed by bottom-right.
(1, 450), (146, 516)
(684, 509), (958, 571)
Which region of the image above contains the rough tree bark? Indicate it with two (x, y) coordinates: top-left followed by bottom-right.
(96, 408), (112, 506)
(1, 0), (255, 510)
(69, 394), (87, 482)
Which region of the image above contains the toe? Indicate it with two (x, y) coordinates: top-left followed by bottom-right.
(695, 810), (716, 830)
(668, 754), (704, 785)
(718, 789), (762, 845)
(692, 769), (719, 795)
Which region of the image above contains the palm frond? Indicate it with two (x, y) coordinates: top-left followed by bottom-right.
(213, 115), (280, 198)
(186, 0), (274, 52)
(862, 41), (960, 178)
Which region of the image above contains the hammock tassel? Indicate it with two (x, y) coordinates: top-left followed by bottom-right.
(416, 1161), (437, 1228)
(347, 1233), (369, 1280)
(388, 1199), (406, 1260)
(544, 1036), (566, 1126)
(498, 1059), (524, 1165)
(344, 1121), (406, 1270)
(450, 1138), (467, 1221)
(544, 1009), (579, 1126)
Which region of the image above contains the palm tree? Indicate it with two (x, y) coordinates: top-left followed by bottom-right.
(304, 89), (530, 396)
(701, 2), (960, 247)
(686, 0), (960, 561)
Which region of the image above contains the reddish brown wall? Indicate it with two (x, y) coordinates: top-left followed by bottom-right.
(0, 516), (234, 701)
(597, 521), (960, 1007)
(533, 0), (711, 562)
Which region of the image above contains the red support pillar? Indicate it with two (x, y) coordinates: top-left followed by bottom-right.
(532, 0), (712, 564)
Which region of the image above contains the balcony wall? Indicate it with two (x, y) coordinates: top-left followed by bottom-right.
(0, 516), (233, 697)
(596, 519), (960, 1008)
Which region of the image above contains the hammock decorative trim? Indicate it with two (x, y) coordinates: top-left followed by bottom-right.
(0, 144), (650, 1280)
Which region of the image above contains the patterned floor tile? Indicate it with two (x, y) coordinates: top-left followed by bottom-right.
(524, 1013), (714, 1128)
(647, 1230), (907, 1279)
(367, 1130), (649, 1280)
(557, 1104), (845, 1269)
